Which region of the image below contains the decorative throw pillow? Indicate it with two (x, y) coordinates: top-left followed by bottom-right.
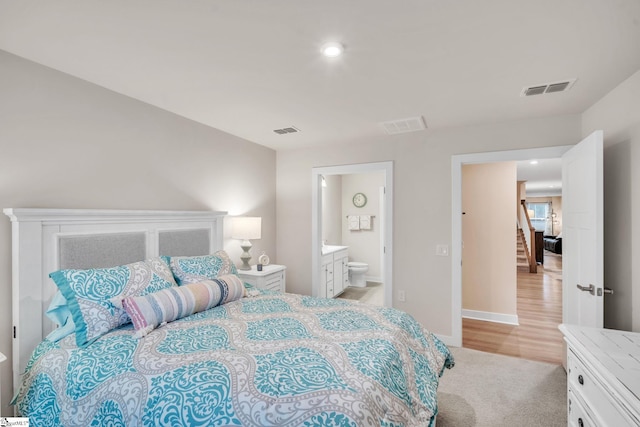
(45, 291), (76, 342)
(122, 274), (246, 337)
(49, 257), (178, 347)
(168, 250), (238, 285)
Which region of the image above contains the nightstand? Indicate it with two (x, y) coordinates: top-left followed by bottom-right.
(237, 264), (286, 292)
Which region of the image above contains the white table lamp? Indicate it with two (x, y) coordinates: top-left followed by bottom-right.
(232, 217), (262, 270)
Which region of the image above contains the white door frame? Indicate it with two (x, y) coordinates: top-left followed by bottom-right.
(312, 161), (393, 306)
(451, 146), (572, 347)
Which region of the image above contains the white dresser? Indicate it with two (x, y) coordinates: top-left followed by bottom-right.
(560, 324), (640, 426)
(237, 264), (286, 293)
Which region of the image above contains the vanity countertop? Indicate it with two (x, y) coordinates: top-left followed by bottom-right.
(321, 245), (348, 255)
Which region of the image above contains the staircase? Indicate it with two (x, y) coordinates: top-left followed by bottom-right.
(518, 201), (538, 273)
(516, 229), (530, 271)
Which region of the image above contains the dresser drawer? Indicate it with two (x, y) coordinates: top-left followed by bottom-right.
(569, 390), (596, 427)
(568, 349), (636, 426)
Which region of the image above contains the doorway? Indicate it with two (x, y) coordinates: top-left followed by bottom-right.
(312, 162), (393, 306)
(460, 160), (564, 363)
(451, 146), (572, 347)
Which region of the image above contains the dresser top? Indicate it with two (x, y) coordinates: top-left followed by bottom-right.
(560, 324), (640, 403)
(236, 264), (285, 277)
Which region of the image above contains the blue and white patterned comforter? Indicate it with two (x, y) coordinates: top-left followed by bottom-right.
(14, 290), (453, 426)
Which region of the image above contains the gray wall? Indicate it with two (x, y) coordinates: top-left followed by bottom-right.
(0, 50), (276, 414)
(277, 114), (581, 340)
(582, 70), (640, 332)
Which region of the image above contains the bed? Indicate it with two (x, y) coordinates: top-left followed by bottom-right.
(4, 208), (453, 426)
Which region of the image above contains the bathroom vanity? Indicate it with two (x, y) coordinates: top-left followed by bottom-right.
(320, 245), (349, 298)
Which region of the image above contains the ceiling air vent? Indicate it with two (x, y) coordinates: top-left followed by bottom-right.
(524, 85), (547, 96)
(522, 79), (576, 96)
(380, 116), (427, 135)
(273, 126), (300, 135)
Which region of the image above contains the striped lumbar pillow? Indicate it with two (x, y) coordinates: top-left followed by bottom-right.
(122, 274), (245, 337)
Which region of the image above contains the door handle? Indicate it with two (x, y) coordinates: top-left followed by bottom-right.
(576, 284), (595, 295)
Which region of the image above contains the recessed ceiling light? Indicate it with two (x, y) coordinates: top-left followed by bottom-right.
(529, 160), (538, 165)
(321, 42), (344, 58)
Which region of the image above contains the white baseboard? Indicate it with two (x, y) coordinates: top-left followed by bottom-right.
(365, 275), (382, 283)
(462, 309), (519, 326)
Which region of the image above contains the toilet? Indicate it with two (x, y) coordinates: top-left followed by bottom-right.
(347, 262), (369, 287)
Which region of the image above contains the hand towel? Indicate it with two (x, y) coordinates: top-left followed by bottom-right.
(359, 215), (371, 230)
(348, 215), (360, 230)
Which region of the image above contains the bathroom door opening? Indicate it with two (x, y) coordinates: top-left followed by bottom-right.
(312, 162), (393, 307)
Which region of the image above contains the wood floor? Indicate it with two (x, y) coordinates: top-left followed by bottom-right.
(463, 251), (564, 364)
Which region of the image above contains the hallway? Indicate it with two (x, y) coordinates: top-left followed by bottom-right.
(462, 251), (563, 364)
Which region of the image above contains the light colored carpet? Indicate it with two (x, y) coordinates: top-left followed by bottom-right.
(437, 347), (567, 427)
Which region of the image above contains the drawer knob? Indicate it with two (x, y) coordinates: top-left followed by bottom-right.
(578, 418), (584, 427)
(578, 374), (584, 385)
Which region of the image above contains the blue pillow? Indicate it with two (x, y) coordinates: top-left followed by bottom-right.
(45, 291), (76, 342)
(45, 291), (71, 326)
(168, 250), (238, 285)
(49, 257), (178, 347)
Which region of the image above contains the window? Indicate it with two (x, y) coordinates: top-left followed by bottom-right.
(527, 202), (550, 232)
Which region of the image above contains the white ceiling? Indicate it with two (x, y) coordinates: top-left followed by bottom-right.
(517, 158), (562, 197)
(1, 0), (640, 153)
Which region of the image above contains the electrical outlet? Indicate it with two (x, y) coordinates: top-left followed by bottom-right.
(436, 244), (449, 256)
(398, 290), (406, 302)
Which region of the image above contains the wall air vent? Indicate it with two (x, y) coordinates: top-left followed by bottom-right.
(380, 116), (427, 135)
(522, 79), (576, 96)
(273, 126), (300, 135)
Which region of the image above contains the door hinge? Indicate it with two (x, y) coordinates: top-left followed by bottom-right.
(14, 326), (16, 338)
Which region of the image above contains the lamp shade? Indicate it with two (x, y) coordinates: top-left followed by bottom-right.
(232, 217), (262, 240)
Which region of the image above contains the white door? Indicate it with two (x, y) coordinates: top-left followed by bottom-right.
(562, 130), (604, 327)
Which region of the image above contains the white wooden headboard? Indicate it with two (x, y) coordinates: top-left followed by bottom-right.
(3, 208), (227, 395)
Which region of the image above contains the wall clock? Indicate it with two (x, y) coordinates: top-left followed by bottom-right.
(352, 192), (367, 208)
